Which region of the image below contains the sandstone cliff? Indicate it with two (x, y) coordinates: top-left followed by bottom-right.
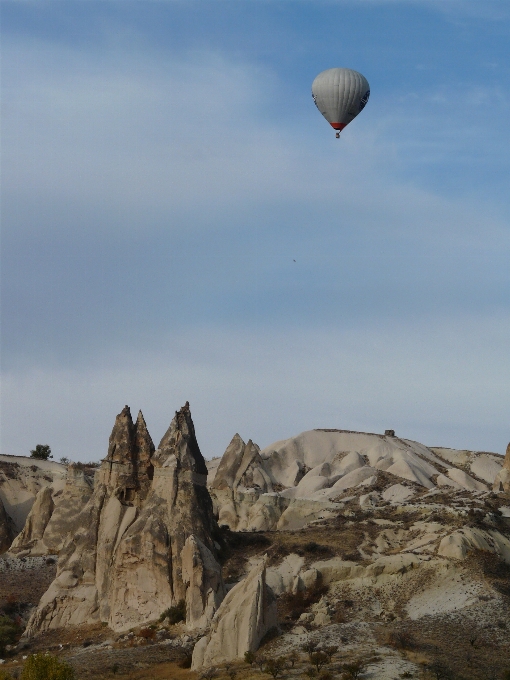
(25, 403), (225, 635)
(9, 465), (93, 557)
(0, 455), (67, 551)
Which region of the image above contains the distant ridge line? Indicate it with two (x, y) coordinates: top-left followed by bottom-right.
(314, 428), (388, 438)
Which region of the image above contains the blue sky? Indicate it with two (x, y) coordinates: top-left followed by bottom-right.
(1, 0), (509, 461)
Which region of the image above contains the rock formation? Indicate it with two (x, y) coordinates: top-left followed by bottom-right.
(0, 496), (14, 553)
(210, 434), (273, 530)
(191, 559), (278, 669)
(9, 465), (93, 557)
(25, 403), (225, 635)
(208, 429), (507, 532)
(0, 455), (67, 542)
(493, 442), (510, 492)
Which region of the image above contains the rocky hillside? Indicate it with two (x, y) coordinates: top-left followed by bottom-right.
(1, 411), (509, 680)
(208, 429), (508, 533)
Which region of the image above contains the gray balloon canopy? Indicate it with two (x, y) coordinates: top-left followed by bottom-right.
(312, 68), (370, 138)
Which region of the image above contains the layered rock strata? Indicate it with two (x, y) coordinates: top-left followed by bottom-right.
(25, 403), (225, 635)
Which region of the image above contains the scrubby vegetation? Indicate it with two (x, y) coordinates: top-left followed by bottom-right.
(159, 599), (186, 625)
(30, 445), (52, 461)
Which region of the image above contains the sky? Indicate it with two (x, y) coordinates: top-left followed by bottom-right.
(1, 0), (509, 462)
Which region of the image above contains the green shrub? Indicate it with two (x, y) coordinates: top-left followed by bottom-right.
(0, 615), (19, 655)
(20, 654), (75, 680)
(264, 657), (286, 678)
(310, 652), (328, 672)
(341, 659), (366, 680)
(30, 445), (52, 461)
(244, 651), (256, 665)
(159, 599), (186, 624)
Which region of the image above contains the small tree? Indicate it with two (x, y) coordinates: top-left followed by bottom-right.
(265, 658), (286, 679)
(319, 673), (333, 680)
(323, 646), (338, 663)
(21, 654), (75, 680)
(310, 652), (328, 673)
(0, 615), (19, 656)
(288, 650), (299, 668)
(244, 651), (256, 665)
(160, 599), (186, 624)
(341, 659), (366, 680)
(255, 654), (267, 672)
(302, 638), (319, 661)
(427, 660), (454, 680)
(30, 445), (52, 461)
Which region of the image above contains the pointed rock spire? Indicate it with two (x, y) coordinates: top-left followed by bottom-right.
(134, 410), (155, 502)
(107, 405), (136, 463)
(25, 401), (225, 635)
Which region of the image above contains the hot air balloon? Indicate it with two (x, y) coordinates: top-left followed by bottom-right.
(312, 68), (370, 138)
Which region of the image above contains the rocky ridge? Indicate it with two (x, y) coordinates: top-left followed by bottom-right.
(2, 415), (509, 677)
(208, 429), (508, 534)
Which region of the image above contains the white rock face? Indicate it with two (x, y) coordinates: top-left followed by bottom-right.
(438, 528), (510, 562)
(191, 560), (278, 669)
(209, 428), (506, 533)
(209, 434), (274, 531)
(382, 484), (414, 503)
(446, 469), (487, 492)
(9, 466), (94, 557)
(182, 535), (226, 630)
(0, 455), (67, 543)
(266, 554), (304, 596)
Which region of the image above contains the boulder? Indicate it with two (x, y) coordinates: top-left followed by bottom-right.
(294, 567), (320, 593)
(266, 553), (304, 595)
(191, 560), (278, 669)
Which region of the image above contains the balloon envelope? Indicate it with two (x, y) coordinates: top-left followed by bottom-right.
(312, 68), (370, 135)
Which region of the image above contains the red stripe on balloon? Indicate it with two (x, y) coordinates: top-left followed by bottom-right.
(330, 122), (348, 130)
